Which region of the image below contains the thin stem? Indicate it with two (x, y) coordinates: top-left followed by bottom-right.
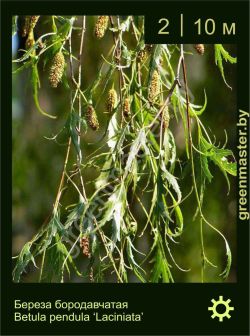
(39, 236), (47, 282)
(53, 137), (72, 213)
(76, 16), (87, 201)
(109, 16), (126, 124)
(130, 16), (139, 42)
(94, 218), (123, 283)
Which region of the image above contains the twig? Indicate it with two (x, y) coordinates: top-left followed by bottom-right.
(76, 16), (87, 201)
(53, 137), (72, 213)
(109, 16), (126, 124)
(94, 218), (124, 283)
(147, 77), (181, 131)
(181, 44), (192, 151)
(130, 16), (139, 42)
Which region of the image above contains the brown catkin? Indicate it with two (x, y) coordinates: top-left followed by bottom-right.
(94, 16), (109, 39)
(80, 236), (91, 258)
(25, 31), (35, 51)
(107, 89), (117, 112)
(29, 16), (40, 31)
(49, 51), (65, 88)
(137, 44), (153, 63)
(194, 44), (205, 55)
(123, 97), (130, 117)
(148, 70), (160, 104)
(86, 105), (99, 130)
(89, 267), (94, 282)
(161, 105), (170, 129)
(21, 16), (31, 37)
(137, 49), (147, 63)
(21, 16), (40, 37)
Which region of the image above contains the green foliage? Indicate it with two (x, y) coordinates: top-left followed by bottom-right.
(200, 136), (236, 191)
(41, 235), (70, 283)
(12, 16), (237, 283)
(13, 242), (37, 282)
(150, 244), (173, 283)
(31, 61), (57, 119)
(214, 44), (237, 89)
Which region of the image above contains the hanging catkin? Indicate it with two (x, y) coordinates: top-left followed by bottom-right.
(137, 44), (153, 63)
(86, 105), (99, 130)
(21, 16), (31, 37)
(21, 16), (40, 37)
(161, 105), (170, 129)
(194, 44), (205, 55)
(107, 89), (118, 112)
(29, 16), (40, 32)
(25, 30), (35, 51)
(94, 16), (109, 39)
(49, 51), (65, 88)
(80, 236), (91, 258)
(123, 97), (130, 117)
(148, 70), (160, 104)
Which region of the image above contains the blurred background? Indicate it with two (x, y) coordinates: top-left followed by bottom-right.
(12, 16), (237, 283)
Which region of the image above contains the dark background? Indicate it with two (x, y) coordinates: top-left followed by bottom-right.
(1, 1), (249, 335)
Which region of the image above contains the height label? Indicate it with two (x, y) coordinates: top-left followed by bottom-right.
(144, 5), (241, 43)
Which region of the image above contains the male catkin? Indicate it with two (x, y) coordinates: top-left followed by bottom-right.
(137, 44), (153, 63)
(21, 16), (31, 37)
(94, 16), (109, 39)
(161, 105), (170, 129)
(29, 16), (40, 32)
(137, 49), (147, 63)
(148, 70), (160, 104)
(25, 31), (35, 51)
(80, 236), (91, 258)
(86, 105), (99, 130)
(21, 16), (40, 37)
(49, 51), (65, 88)
(194, 44), (205, 55)
(107, 89), (118, 112)
(123, 98), (130, 117)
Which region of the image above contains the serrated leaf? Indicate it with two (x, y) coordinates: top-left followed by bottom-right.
(200, 139), (213, 183)
(126, 237), (146, 282)
(40, 213), (66, 253)
(125, 129), (149, 175)
(160, 161), (182, 203)
(99, 185), (126, 248)
(150, 246), (173, 283)
(65, 202), (85, 229)
(67, 111), (80, 154)
(212, 147), (237, 176)
(167, 197), (184, 238)
(200, 136), (236, 191)
(41, 235), (82, 282)
(214, 44), (237, 89)
(13, 242), (37, 282)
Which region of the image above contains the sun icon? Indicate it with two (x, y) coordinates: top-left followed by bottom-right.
(208, 296), (234, 322)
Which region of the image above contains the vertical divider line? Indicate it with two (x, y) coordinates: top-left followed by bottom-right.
(180, 13), (184, 38)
